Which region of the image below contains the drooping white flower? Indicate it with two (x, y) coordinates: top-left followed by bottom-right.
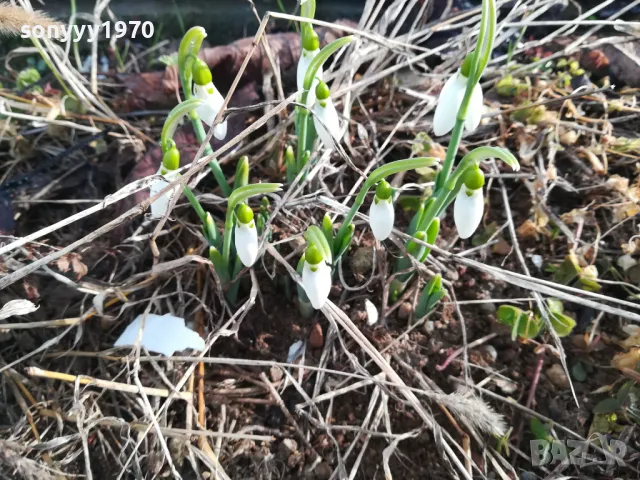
(234, 203), (259, 267)
(192, 59), (227, 140)
(297, 28), (322, 107)
(453, 187), (484, 239)
(149, 168), (179, 219)
(313, 81), (341, 150)
(369, 180), (395, 241)
(193, 83), (227, 140)
(432, 72), (483, 137)
(302, 245), (331, 309)
(149, 146), (181, 219)
(297, 49), (323, 107)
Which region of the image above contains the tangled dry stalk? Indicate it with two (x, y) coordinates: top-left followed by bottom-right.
(1, 0), (640, 478)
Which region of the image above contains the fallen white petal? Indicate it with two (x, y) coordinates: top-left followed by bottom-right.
(114, 313), (205, 356)
(0, 299), (38, 321)
(364, 299), (378, 326)
(369, 198), (395, 241)
(453, 188), (484, 239)
(287, 340), (305, 363)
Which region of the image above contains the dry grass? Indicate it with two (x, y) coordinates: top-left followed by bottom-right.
(1, 0), (640, 478)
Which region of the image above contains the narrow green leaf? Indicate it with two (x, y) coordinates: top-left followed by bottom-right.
(593, 398), (622, 415)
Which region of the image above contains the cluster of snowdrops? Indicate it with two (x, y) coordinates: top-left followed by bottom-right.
(148, 0), (519, 314)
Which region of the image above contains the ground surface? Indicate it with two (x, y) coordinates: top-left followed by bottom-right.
(1, 1), (640, 479)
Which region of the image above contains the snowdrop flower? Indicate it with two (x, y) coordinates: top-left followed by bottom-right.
(234, 203), (259, 267)
(453, 165), (485, 239)
(297, 28), (322, 106)
(313, 80), (341, 150)
(433, 54), (483, 137)
(302, 245), (331, 309)
(192, 59), (227, 140)
(150, 146), (180, 218)
(369, 180), (395, 241)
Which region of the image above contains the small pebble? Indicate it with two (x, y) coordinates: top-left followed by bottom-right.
(546, 364), (570, 389)
(309, 323), (324, 349)
(424, 321), (435, 334)
(482, 345), (498, 362)
(480, 302), (497, 314)
(398, 302), (412, 321)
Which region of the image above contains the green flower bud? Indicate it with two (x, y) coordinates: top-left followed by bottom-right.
(462, 165), (485, 191)
(375, 180), (393, 201)
(192, 59), (212, 86)
(162, 146), (180, 171)
(460, 52), (475, 78)
(302, 28), (320, 52)
(315, 80), (330, 101)
(305, 244), (323, 265)
(236, 203), (254, 225)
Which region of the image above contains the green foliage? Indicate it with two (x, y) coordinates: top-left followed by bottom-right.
(16, 68), (41, 92)
(497, 298), (576, 341)
(415, 275), (446, 318)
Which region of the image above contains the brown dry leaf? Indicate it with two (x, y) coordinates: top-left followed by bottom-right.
(577, 147), (606, 175)
(613, 202), (640, 223)
(516, 219), (539, 241)
(309, 323), (324, 349)
(70, 254), (88, 280)
(606, 174), (629, 193)
(612, 348), (640, 370)
(56, 256), (70, 273)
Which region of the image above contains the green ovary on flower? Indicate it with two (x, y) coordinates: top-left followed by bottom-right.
(192, 59), (212, 86)
(236, 203), (254, 225)
(162, 146), (180, 171)
(463, 165), (485, 190)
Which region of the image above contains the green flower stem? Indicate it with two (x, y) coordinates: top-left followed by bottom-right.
(222, 183), (282, 269)
(161, 98), (205, 151)
(303, 36), (355, 92)
(334, 157), (438, 249)
(301, 0), (316, 20)
(296, 109), (310, 168)
(177, 27), (232, 198)
(433, 0), (496, 193)
(304, 225), (332, 263)
(182, 185), (207, 224)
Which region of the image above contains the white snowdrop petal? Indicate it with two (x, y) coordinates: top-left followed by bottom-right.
(302, 261), (332, 309)
(313, 98), (341, 150)
(433, 73), (466, 136)
(297, 49), (319, 91)
(287, 340), (305, 363)
(114, 313), (205, 356)
(149, 169), (178, 218)
(453, 188), (484, 239)
(369, 198), (395, 241)
(214, 121), (228, 140)
(464, 82), (484, 133)
(194, 83), (228, 139)
(235, 223), (259, 267)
